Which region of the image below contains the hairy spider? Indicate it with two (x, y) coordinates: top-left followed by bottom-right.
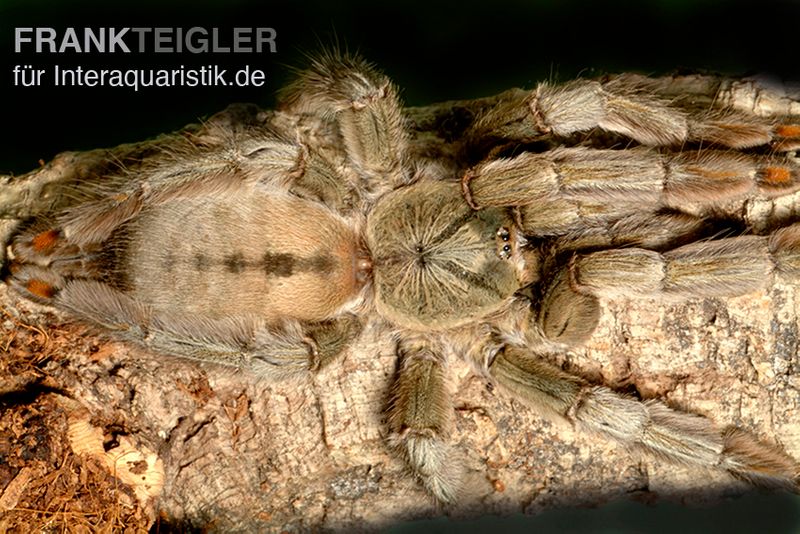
(5, 52), (800, 503)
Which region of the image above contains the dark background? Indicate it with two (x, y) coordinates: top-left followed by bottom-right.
(3, 0), (800, 175)
(3, 0), (800, 531)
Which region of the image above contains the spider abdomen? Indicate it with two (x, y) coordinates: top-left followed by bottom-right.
(123, 188), (362, 322)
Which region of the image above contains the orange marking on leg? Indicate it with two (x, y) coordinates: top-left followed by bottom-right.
(776, 124), (800, 138)
(762, 167), (792, 185)
(31, 229), (60, 252)
(26, 279), (56, 299)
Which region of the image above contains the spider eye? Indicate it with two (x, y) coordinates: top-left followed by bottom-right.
(495, 226), (516, 260)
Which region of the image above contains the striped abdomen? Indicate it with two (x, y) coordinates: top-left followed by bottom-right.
(124, 188), (363, 322)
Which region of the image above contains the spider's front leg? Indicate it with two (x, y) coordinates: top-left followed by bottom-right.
(386, 335), (461, 503)
(529, 223), (800, 358)
(462, 146), (800, 238)
(486, 343), (799, 490)
(570, 223), (800, 300)
(470, 75), (800, 150)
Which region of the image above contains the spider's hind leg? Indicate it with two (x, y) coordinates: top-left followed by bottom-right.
(50, 279), (362, 380)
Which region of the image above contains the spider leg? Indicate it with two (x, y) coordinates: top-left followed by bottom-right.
(386, 337), (460, 502)
(8, 220), (107, 278)
(470, 75), (800, 150)
(489, 345), (799, 490)
(570, 223), (800, 300)
(7, 129), (349, 253)
(610, 73), (800, 122)
(463, 146), (800, 215)
(535, 270), (602, 348)
(279, 52), (408, 189)
(531, 210), (712, 253)
(39, 279), (361, 380)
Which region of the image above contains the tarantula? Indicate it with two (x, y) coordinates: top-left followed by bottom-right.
(5, 52), (800, 503)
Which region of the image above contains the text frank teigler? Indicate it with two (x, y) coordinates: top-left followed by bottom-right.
(12, 27), (277, 91)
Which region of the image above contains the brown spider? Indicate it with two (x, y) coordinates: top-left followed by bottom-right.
(5, 51), (800, 502)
